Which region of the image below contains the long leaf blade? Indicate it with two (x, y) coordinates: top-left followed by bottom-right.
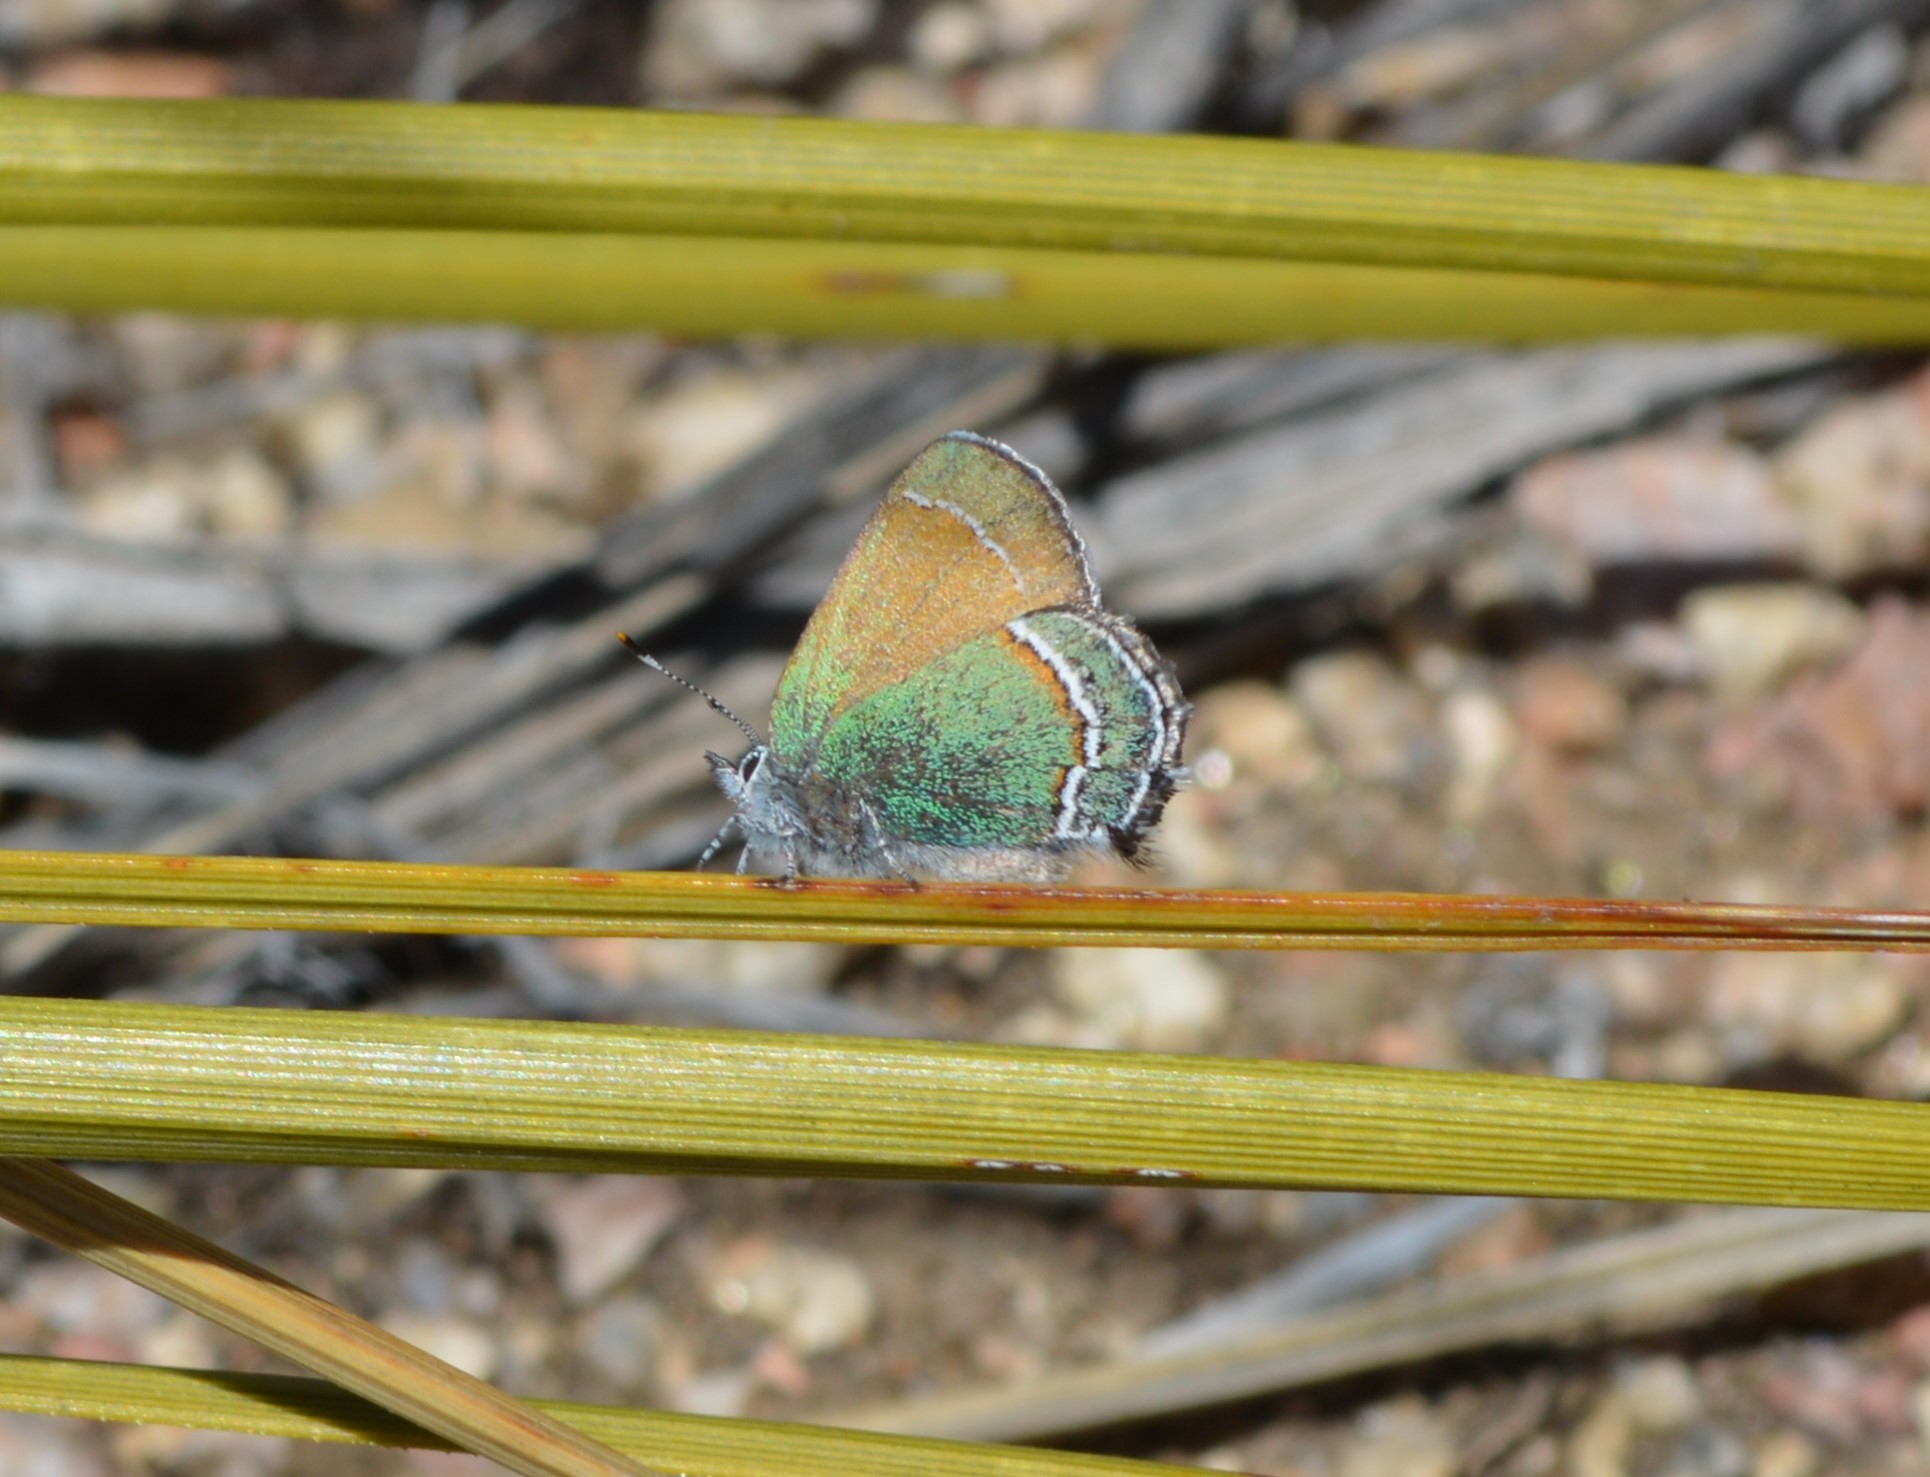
(3, 98), (1928, 297)
(5, 227), (1930, 343)
(3, 997), (1928, 1209)
(0, 851), (1925, 950)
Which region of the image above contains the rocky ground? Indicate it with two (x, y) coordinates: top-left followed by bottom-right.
(5, 1), (1930, 1474)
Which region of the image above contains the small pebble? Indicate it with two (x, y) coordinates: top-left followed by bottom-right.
(1567, 1391), (1631, 1477)
(1513, 438), (1798, 566)
(132, 1311), (217, 1372)
(967, 45), (1109, 128)
(1442, 686), (1518, 820)
(393, 1236), (460, 1316)
(644, 0), (876, 94)
(111, 1425), (288, 1477)
(1682, 583), (1865, 703)
(110, 313), (240, 397)
(671, 1366), (753, 1418)
(1, 0), (171, 47)
(534, 1175), (686, 1305)
(1512, 655), (1628, 754)
(485, 376), (581, 509)
(577, 1294), (664, 1387)
(497, 1313), (557, 1384)
(204, 447), (295, 538)
(292, 1165), (446, 1237)
(1750, 1430), (1818, 1477)
(622, 365), (828, 500)
(1760, 1339), (1874, 1441)
(1707, 952), (1912, 1061)
(1665, 1423), (1749, 1477)
(1340, 1396), (1455, 1477)
(77, 458), (201, 541)
(16, 1261), (168, 1340)
(284, 390), (383, 501)
(907, 1), (990, 72)
(1890, 1304), (1930, 1370)
(1863, 93), (1930, 184)
(980, 0), (1110, 53)
(835, 64), (966, 122)
(1775, 371), (1930, 580)
(27, 48), (231, 96)
(561, 936), (845, 995)
(1188, 680), (1324, 790)
(1051, 947), (1229, 1052)
(1617, 1354), (1704, 1433)
(709, 1240), (876, 1355)
(1291, 649), (1433, 786)
(1101, 1185), (1192, 1253)
(1910, 1379), (1930, 1463)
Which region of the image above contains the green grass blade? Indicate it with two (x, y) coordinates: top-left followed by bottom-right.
(5, 226), (1930, 344)
(0, 850), (1923, 951)
(3, 996), (1928, 1209)
(3, 98), (1929, 298)
(0, 1353), (1180, 1476)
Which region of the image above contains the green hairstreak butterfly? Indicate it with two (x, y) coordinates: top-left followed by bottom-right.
(624, 431), (1189, 881)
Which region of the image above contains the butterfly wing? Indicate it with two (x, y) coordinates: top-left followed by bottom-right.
(813, 606), (1186, 855)
(770, 433), (1096, 766)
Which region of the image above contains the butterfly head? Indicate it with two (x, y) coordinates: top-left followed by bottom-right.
(705, 743), (806, 860)
(705, 745), (772, 808)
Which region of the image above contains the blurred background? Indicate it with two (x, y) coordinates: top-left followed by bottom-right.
(6, 1), (1930, 1473)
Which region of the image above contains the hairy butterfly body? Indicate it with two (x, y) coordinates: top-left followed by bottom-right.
(670, 432), (1188, 881)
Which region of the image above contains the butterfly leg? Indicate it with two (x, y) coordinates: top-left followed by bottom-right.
(697, 815), (739, 871)
(777, 837), (802, 888)
(738, 830), (801, 886)
(857, 797), (920, 888)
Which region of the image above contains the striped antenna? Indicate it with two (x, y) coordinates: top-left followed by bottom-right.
(615, 634), (762, 747)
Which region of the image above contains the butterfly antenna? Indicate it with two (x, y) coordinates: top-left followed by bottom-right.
(616, 633), (762, 746)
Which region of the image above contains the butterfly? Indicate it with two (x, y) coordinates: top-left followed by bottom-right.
(626, 431), (1188, 882)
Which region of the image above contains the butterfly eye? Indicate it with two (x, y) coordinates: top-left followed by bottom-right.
(740, 751), (763, 781)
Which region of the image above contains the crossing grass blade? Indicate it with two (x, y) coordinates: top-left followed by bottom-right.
(0, 1160), (661, 1477)
(5, 1208), (1930, 1452)
(0, 1353), (1174, 1477)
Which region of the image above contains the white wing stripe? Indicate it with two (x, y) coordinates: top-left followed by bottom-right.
(1084, 618), (1169, 828)
(1008, 616), (1103, 838)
